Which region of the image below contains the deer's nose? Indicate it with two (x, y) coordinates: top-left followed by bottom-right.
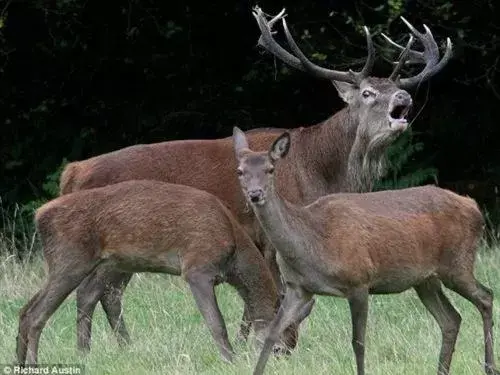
(393, 90), (412, 106)
(248, 189), (264, 202)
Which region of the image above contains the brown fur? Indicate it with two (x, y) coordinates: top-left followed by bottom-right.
(58, 8), (451, 353)
(59, 107), (403, 351)
(16, 180), (307, 365)
(60, 106), (402, 273)
(233, 128), (499, 375)
(59, 42), (415, 356)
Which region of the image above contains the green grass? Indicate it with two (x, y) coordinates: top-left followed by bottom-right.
(1, 248), (500, 375)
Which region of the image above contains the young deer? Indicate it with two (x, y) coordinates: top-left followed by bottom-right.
(232, 126), (499, 375)
(16, 180), (309, 365)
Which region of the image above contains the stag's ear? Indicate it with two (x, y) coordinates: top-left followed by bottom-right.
(332, 81), (357, 104)
(269, 132), (291, 162)
(233, 126), (249, 160)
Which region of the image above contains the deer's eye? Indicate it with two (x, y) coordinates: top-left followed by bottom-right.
(236, 169), (243, 176)
(267, 167), (275, 174)
(362, 90), (374, 98)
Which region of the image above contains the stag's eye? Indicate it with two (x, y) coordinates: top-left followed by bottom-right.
(236, 169), (243, 176)
(362, 90), (374, 98)
(267, 167), (275, 174)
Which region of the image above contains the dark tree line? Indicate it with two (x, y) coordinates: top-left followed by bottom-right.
(1, 1), (499, 218)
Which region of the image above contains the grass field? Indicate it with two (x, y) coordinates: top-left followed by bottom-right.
(1, 246), (499, 375)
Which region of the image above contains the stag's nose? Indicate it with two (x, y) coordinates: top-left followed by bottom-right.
(393, 90), (412, 106)
(248, 189), (264, 203)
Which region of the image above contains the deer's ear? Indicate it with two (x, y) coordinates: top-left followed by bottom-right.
(332, 81), (357, 104)
(269, 132), (291, 162)
(232, 126), (249, 159)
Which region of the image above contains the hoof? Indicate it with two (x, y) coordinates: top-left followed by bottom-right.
(485, 364), (500, 375)
(272, 344), (292, 358)
(221, 350), (235, 364)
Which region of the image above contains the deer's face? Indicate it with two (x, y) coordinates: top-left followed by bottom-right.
(233, 128), (290, 206)
(236, 153), (275, 206)
(334, 77), (412, 152)
(253, 6), (451, 162)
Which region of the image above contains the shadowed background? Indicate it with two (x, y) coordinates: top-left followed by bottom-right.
(1, 0), (499, 244)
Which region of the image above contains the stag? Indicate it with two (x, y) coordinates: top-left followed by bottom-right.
(16, 180), (311, 365)
(232, 126), (498, 375)
(58, 7), (452, 353)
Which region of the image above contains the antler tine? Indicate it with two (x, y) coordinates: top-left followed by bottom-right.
(281, 17), (357, 83)
(357, 26), (376, 80)
(397, 16), (453, 89)
(253, 6), (373, 85)
(381, 32), (422, 65)
(252, 6), (306, 72)
(388, 34), (415, 81)
(266, 7), (285, 30)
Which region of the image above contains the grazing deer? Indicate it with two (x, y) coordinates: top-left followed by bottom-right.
(16, 180), (310, 365)
(232, 126), (499, 375)
(59, 7), (452, 353)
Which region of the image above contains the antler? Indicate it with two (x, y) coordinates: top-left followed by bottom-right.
(388, 34), (415, 81)
(382, 16), (453, 89)
(252, 6), (375, 85)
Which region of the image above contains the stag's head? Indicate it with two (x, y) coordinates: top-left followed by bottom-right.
(252, 6), (452, 151)
(234, 126), (290, 206)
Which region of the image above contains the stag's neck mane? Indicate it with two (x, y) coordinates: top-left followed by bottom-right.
(345, 105), (389, 192)
(288, 106), (384, 197)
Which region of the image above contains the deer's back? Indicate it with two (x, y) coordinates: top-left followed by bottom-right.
(37, 180), (242, 272)
(317, 184), (477, 213)
(306, 185), (483, 281)
(59, 128), (308, 237)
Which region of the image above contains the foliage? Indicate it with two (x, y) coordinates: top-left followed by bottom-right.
(1, 159), (66, 257)
(374, 130), (438, 191)
(18, 158), (67, 216)
(483, 206), (500, 246)
(0, 202), (39, 259)
(1, 0), (499, 226)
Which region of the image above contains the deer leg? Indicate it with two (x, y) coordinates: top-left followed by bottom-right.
(76, 267), (107, 352)
(414, 278), (461, 375)
(99, 271), (133, 347)
(443, 277), (500, 375)
(237, 293), (290, 345)
(22, 261), (99, 364)
(348, 288), (369, 375)
(295, 296), (315, 324)
(236, 305), (252, 342)
(17, 291), (42, 364)
(276, 296), (315, 356)
(253, 284), (313, 375)
(262, 241), (285, 295)
(76, 266), (132, 350)
(185, 271), (234, 363)
(274, 295), (316, 356)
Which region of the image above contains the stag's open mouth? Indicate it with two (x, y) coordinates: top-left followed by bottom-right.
(391, 104), (409, 119)
(389, 104), (410, 121)
(388, 104), (411, 130)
